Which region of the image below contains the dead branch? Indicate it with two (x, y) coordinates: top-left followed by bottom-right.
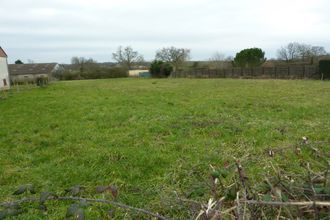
(235, 192), (242, 220)
(240, 200), (330, 207)
(0, 196), (170, 220)
(324, 161), (329, 188)
(235, 160), (249, 199)
(305, 162), (319, 218)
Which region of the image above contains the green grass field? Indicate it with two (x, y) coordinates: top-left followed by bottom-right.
(0, 78), (330, 219)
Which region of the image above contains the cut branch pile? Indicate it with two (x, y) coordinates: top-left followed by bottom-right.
(0, 138), (329, 219)
(178, 138), (330, 219)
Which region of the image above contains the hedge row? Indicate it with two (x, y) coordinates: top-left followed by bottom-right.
(55, 67), (128, 80)
(319, 60), (330, 79)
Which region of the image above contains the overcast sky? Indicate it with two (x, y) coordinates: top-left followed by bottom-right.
(0, 0), (329, 63)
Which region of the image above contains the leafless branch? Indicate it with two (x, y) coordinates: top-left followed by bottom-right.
(1, 196), (170, 220)
(240, 200), (330, 207)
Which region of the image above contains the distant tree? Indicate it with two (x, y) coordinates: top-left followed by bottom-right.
(192, 61), (199, 69)
(233, 48), (266, 67)
(277, 42), (327, 64)
(209, 52), (226, 69)
(297, 43), (312, 61)
(309, 46), (327, 64)
(296, 43), (326, 62)
(277, 42), (300, 63)
(226, 56), (234, 62)
(149, 60), (173, 78)
(112, 46), (144, 70)
(71, 57), (97, 78)
(27, 59), (35, 64)
(311, 46), (327, 56)
(155, 47), (190, 72)
(15, 59), (24, 64)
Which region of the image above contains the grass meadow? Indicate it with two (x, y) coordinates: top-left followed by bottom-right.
(0, 78), (330, 219)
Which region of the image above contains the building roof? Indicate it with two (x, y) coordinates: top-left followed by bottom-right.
(8, 63), (58, 76)
(0, 47), (7, 58)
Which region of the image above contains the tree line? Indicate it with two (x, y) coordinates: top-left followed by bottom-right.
(277, 42), (327, 64)
(110, 43), (328, 77)
(13, 42), (329, 79)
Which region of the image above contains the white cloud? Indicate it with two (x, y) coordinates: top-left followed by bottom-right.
(0, 0), (329, 63)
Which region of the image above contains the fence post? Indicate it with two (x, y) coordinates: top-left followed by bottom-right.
(262, 67), (265, 76)
(303, 65), (305, 79)
(275, 67), (277, 79)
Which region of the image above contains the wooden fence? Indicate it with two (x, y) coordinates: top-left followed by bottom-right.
(173, 65), (321, 79)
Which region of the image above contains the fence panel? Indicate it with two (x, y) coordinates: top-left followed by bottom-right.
(174, 65), (319, 79)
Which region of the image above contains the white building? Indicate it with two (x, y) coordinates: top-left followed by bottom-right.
(0, 47), (10, 90)
(128, 69), (150, 77)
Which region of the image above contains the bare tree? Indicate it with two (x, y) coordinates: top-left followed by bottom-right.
(277, 42), (327, 64)
(277, 47), (289, 62)
(310, 46), (327, 64)
(71, 57), (97, 77)
(311, 46), (327, 57)
(209, 52), (226, 69)
(112, 46), (144, 70)
(297, 44), (327, 60)
(277, 42), (300, 63)
(297, 43), (312, 61)
(311, 46), (327, 56)
(155, 47), (190, 72)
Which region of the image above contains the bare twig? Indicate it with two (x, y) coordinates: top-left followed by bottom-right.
(243, 198), (247, 220)
(276, 206), (282, 220)
(264, 177), (294, 219)
(235, 160), (249, 199)
(195, 197), (225, 220)
(0, 196), (170, 220)
(240, 200), (330, 207)
(305, 163), (318, 219)
(221, 205), (237, 215)
(324, 161), (329, 188)
(306, 163), (317, 197)
(235, 192), (242, 220)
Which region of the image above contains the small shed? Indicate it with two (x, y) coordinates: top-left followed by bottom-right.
(128, 69), (150, 77)
(0, 47), (10, 90)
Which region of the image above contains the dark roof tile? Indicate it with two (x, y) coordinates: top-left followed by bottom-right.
(8, 63), (58, 75)
(0, 47), (7, 58)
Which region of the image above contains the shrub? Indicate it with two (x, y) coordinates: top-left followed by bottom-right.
(36, 76), (48, 87)
(149, 60), (173, 78)
(59, 71), (81, 80)
(234, 48), (266, 67)
(319, 60), (330, 79)
(59, 67), (128, 80)
(81, 67), (128, 79)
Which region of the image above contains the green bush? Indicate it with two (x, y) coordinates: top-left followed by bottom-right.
(319, 60), (330, 79)
(234, 48), (266, 67)
(81, 67), (128, 79)
(59, 71), (80, 80)
(149, 60), (173, 78)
